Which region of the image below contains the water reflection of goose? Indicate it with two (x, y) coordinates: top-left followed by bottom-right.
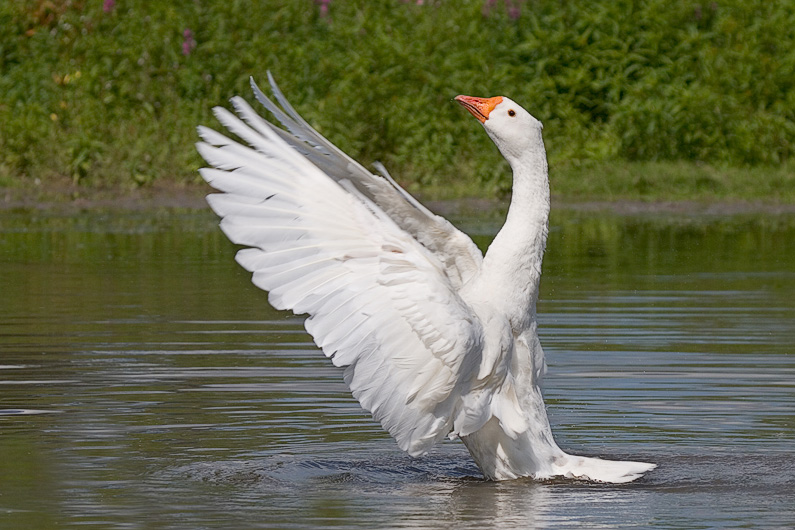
(196, 74), (656, 483)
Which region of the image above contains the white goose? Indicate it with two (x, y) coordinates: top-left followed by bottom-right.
(196, 74), (656, 483)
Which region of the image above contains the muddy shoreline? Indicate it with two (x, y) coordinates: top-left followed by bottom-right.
(3, 182), (795, 217)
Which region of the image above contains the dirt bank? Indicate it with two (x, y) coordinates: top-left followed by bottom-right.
(3, 181), (795, 217)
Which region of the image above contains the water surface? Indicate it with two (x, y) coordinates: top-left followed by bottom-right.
(1, 209), (793, 529)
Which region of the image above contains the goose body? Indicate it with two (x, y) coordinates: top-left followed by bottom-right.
(196, 75), (656, 483)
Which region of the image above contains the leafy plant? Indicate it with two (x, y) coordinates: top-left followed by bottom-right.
(0, 0), (793, 200)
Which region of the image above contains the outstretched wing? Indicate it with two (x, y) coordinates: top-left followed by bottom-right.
(196, 91), (484, 456)
(250, 73), (483, 289)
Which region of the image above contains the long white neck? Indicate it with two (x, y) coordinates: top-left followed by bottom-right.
(478, 137), (550, 330)
(460, 121), (657, 483)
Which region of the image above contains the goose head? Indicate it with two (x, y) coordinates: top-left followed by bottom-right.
(455, 95), (544, 164)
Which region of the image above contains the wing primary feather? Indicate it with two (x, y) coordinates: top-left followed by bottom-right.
(249, 78), (329, 152)
(230, 95), (325, 156)
(255, 75), (376, 179)
(197, 125), (235, 147)
(265, 72), (321, 134)
(372, 161), (435, 218)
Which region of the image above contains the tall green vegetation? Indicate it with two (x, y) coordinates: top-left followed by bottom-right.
(1, 0), (793, 200)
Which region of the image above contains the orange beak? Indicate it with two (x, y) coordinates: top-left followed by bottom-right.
(455, 95), (503, 123)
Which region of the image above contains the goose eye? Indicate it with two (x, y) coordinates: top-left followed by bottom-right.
(508, 109), (516, 117)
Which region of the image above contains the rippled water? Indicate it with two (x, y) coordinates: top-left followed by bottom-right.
(1, 210), (794, 529)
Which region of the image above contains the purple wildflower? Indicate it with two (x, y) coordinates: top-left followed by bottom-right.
(483, 0), (523, 19)
(317, 0), (330, 17)
(507, 0), (521, 19)
(182, 28), (196, 56)
(103, 0), (115, 13)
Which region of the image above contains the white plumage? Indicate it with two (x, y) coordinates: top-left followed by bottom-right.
(196, 74), (656, 483)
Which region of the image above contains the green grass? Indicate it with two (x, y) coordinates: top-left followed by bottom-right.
(413, 160), (795, 203)
(550, 161), (795, 203)
(1, 0), (794, 202)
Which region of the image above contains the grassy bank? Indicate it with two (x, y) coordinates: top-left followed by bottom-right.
(418, 161), (795, 203)
(1, 0), (794, 202)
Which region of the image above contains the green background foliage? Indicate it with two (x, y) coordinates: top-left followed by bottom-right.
(1, 0), (793, 200)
